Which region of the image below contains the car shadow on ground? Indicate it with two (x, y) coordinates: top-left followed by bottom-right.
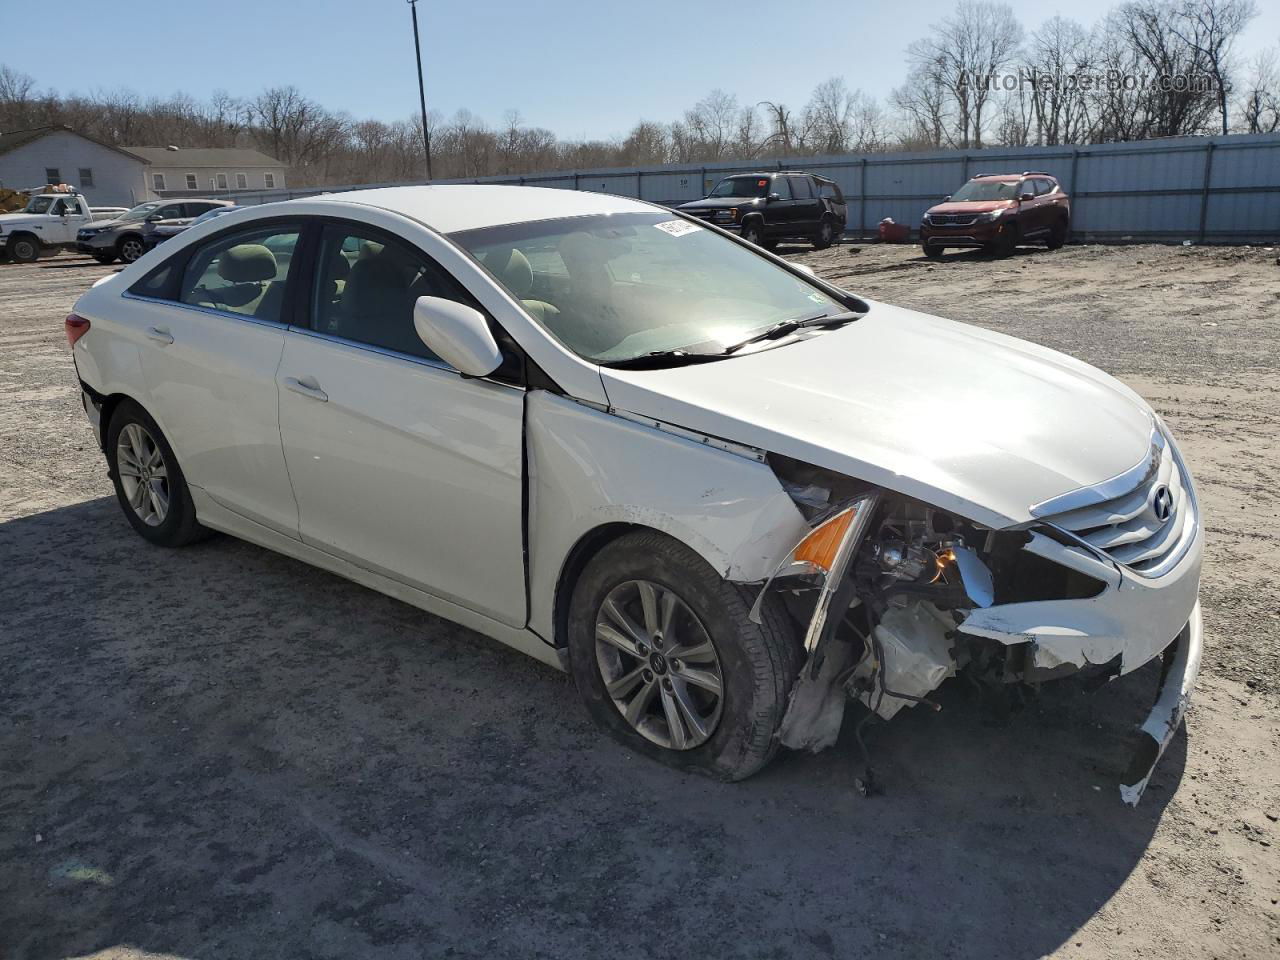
(0, 496), (1183, 960)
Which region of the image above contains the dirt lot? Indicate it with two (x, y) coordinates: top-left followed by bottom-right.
(2, 244), (1278, 960)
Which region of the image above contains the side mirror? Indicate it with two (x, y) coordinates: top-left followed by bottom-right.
(413, 296), (503, 377)
(942, 195), (951, 202)
(146, 214), (163, 222)
(766, 193), (781, 202)
(1018, 192), (1034, 202)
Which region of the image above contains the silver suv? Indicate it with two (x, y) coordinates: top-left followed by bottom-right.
(76, 199), (233, 264)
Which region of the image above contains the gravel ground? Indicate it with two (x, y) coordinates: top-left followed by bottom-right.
(1, 246), (1278, 960)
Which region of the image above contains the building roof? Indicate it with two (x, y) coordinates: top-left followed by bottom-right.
(125, 146), (283, 168)
(0, 125), (148, 162)
(303, 184), (657, 234)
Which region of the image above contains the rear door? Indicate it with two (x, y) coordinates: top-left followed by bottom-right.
(788, 176), (822, 233)
(127, 219), (304, 537)
(276, 220), (528, 626)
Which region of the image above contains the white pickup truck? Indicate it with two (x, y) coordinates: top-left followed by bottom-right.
(0, 189), (97, 263)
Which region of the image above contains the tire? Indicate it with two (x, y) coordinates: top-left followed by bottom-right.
(813, 218), (838, 250)
(105, 399), (209, 547)
(739, 219), (766, 247)
(8, 235), (40, 263)
(92, 251), (117, 265)
(1047, 218), (1068, 250)
(922, 243), (943, 260)
(567, 530), (801, 781)
(117, 234), (145, 264)
(988, 222), (1019, 257)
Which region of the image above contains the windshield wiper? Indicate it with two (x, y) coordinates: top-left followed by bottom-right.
(721, 310), (863, 355)
(601, 349), (728, 370)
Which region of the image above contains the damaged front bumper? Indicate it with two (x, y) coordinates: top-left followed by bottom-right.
(762, 473), (1204, 805)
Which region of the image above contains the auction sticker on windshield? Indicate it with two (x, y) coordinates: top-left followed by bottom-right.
(654, 219), (702, 237)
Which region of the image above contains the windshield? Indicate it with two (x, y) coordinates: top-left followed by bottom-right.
(450, 212), (844, 364)
(23, 196), (57, 214)
(118, 201), (164, 222)
(709, 176), (771, 198)
(950, 180), (1018, 202)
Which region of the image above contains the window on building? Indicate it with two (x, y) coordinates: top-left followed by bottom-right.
(264, 173), (276, 189)
(236, 172), (248, 189)
(45, 167), (61, 184)
(185, 173), (198, 190)
(153, 173), (167, 191)
(216, 173), (228, 191)
(78, 168), (94, 188)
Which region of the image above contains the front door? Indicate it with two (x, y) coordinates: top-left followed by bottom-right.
(130, 219), (303, 537)
(277, 221), (528, 626)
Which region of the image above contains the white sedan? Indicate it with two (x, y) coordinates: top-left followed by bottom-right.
(67, 186), (1203, 802)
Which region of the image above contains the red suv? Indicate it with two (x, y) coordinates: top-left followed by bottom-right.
(920, 172), (1070, 258)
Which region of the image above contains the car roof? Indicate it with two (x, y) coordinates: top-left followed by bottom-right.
(300, 184), (657, 234)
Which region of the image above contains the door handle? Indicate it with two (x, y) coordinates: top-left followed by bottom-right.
(145, 326), (174, 345)
(283, 376), (328, 402)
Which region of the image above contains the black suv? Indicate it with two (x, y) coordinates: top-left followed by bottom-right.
(678, 172), (847, 249)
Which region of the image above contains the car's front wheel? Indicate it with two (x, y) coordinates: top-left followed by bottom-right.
(117, 235), (145, 264)
(568, 530), (801, 780)
(106, 400), (208, 547)
(739, 219), (766, 247)
(92, 251), (117, 265)
(7, 235), (40, 263)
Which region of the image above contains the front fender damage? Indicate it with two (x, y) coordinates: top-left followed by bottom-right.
(759, 492), (1202, 805)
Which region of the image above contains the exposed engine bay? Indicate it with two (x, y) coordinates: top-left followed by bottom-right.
(756, 455), (1202, 805)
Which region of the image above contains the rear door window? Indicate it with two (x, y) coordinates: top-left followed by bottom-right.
(178, 224), (301, 324)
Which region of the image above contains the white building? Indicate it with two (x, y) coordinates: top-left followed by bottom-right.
(125, 146), (287, 198)
(0, 125), (287, 205)
(0, 126), (150, 206)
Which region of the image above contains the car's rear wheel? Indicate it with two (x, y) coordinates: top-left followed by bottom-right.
(740, 219), (766, 247)
(106, 400), (208, 547)
(568, 530), (801, 780)
(813, 218), (838, 250)
(117, 235), (145, 264)
(8, 235), (40, 263)
(1047, 218), (1068, 250)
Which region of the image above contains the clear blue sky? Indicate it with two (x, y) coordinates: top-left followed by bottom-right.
(8, 0), (1279, 140)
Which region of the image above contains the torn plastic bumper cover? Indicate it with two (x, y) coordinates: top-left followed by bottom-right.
(759, 487), (1203, 806)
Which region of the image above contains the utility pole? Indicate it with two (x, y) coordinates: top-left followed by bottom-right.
(407, 0), (433, 180)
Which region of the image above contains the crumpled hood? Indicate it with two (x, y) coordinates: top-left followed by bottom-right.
(599, 301), (1155, 528)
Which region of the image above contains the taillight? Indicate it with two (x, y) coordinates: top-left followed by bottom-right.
(65, 313), (90, 347)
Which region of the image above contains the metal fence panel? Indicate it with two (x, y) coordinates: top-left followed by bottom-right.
(226, 132), (1280, 243)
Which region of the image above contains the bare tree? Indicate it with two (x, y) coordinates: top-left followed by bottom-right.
(1169, 0), (1258, 134)
(1112, 1), (1220, 137)
(904, 1), (1023, 148)
(1236, 46), (1280, 132)
(1024, 16), (1098, 144)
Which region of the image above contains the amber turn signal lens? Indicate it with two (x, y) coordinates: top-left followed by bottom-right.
(793, 507), (855, 573)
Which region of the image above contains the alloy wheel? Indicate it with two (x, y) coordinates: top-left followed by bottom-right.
(594, 579), (724, 750)
(120, 238), (144, 263)
(116, 422), (169, 526)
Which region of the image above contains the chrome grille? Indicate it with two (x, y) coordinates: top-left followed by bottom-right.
(928, 213), (978, 226)
(1032, 429), (1197, 578)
